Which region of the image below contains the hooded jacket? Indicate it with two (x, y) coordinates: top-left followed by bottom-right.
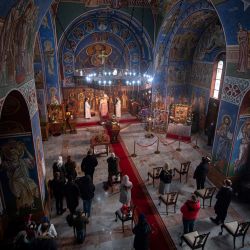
(180, 200), (200, 220)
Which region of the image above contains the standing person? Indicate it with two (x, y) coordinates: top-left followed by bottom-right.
(52, 155), (66, 182)
(207, 122), (215, 146)
(132, 213), (151, 250)
(115, 97), (121, 118)
(119, 175), (133, 206)
(65, 155), (77, 181)
(81, 149), (98, 180)
(64, 176), (80, 215)
(107, 152), (120, 186)
(158, 163), (172, 195)
(210, 179), (233, 225)
(193, 157), (210, 190)
(180, 194), (200, 234)
(77, 175), (95, 217)
(73, 210), (89, 244)
(85, 98), (91, 119)
(50, 172), (65, 215)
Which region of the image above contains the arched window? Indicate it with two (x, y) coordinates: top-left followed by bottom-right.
(211, 60), (224, 99)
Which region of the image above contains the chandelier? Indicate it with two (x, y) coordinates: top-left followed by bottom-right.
(83, 68), (153, 86)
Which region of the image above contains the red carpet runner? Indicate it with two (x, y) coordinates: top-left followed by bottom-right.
(76, 118), (139, 128)
(110, 137), (176, 250)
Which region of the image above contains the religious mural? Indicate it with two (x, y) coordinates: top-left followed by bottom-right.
(30, 111), (46, 203)
(0, 0), (38, 85)
(39, 11), (61, 104)
(236, 23), (249, 73)
(193, 21), (225, 62)
(232, 118), (250, 175)
(36, 89), (47, 122)
(230, 89), (250, 176)
(212, 102), (238, 175)
(60, 9), (153, 87)
(0, 134), (42, 216)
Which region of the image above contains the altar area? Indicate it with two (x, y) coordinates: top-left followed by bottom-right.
(167, 104), (192, 142)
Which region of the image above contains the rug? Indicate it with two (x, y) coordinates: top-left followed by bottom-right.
(110, 136), (176, 250)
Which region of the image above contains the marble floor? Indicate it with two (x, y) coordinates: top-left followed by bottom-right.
(43, 120), (250, 250)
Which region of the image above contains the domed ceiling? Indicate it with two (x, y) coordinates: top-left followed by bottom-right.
(59, 8), (153, 86)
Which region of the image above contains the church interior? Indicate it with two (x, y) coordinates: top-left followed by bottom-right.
(0, 0), (250, 249)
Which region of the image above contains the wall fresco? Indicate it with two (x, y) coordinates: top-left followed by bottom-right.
(212, 101), (239, 175)
(59, 9), (153, 87)
(231, 117), (250, 176)
(0, 134), (42, 216)
(31, 111), (46, 203)
(39, 11), (61, 104)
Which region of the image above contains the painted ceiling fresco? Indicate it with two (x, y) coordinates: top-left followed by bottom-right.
(59, 8), (153, 86)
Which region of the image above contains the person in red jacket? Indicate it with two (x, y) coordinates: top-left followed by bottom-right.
(180, 194), (200, 234)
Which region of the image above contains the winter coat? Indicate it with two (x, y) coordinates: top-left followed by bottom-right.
(64, 181), (79, 211)
(214, 186), (233, 217)
(65, 160), (77, 180)
(76, 176), (95, 200)
(81, 155), (98, 175)
(52, 162), (66, 181)
(50, 178), (64, 198)
(107, 157), (119, 176)
(193, 162), (209, 179)
(159, 170), (172, 184)
(180, 200), (200, 221)
(133, 221), (151, 250)
(119, 183), (132, 205)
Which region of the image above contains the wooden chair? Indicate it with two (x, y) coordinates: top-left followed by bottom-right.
(158, 192), (179, 215)
(180, 231), (210, 250)
(174, 161), (191, 183)
(115, 205), (136, 232)
(194, 187), (216, 208)
(219, 221), (250, 249)
(147, 167), (163, 187)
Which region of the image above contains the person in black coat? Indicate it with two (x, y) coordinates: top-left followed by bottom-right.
(207, 122), (215, 146)
(193, 157), (210, 190)
(64, 176), (80, 215)
(107, 152), (120, 186)
(50, 172), (65, 215)
(76, 175), (95, 217)
(133, 213), (151, 250)
(81, 149), (98, 180)
(210, 179), (233, 225)
(65, 155), (77, 180)
(52, 155), (66, 182)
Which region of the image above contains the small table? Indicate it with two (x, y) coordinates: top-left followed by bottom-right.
(90, 134), (110, 155)
(49, 121), (64, 136)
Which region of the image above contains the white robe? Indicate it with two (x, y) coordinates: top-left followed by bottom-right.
(115, 99), (121, 118)
(85, 101), (91, 119)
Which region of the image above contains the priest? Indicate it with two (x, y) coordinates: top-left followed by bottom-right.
(85, 98), (91, 119)
(115, 97), (121, 118)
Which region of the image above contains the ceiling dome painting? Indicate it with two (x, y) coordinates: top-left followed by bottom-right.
(59, 8), (153, 87)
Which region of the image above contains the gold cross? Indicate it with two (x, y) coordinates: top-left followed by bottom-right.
(98, 50), (109, 65)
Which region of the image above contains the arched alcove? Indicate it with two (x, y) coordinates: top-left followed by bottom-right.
(0, 90), (42, 232)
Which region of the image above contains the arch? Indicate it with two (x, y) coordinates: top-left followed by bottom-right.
(58, 8), (153, 87)
(0, 90), (31, 134)
(0, 90), (43, 218)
